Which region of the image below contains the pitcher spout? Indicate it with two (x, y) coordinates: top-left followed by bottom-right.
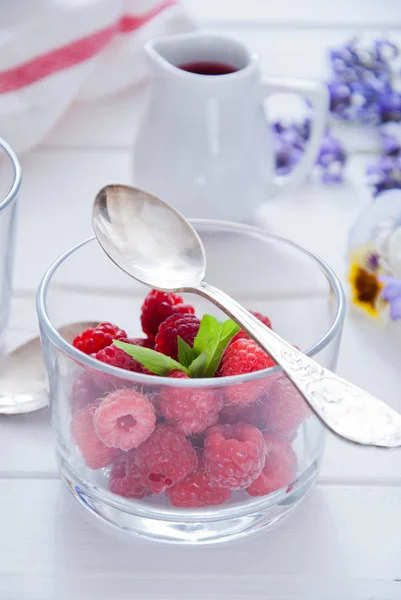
(145, 31), (252, 77)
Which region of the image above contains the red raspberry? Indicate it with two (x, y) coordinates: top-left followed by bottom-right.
(246, 432), (297, 496)
(92, 344), (149, 391)
(70, 403), (120, 469)
(158, 370), (223, 435)
(73, 322), (127, 355)
(204, 423), (266, 489)
(266, 375), (311, 439)
(120, 337), (154, 349)
(166, 454), (231, 508)
(219, 396), (268, 427)
(219, 339), (276, 404)
(232, 311), (272, 344)
(70, 372), (101, 416)
(154, 313), (200, 360)
(131, 424), (198, 494)
(141, 289), (194, 339)
(108, 453), (149, 499)
(94, 389), (156, 451)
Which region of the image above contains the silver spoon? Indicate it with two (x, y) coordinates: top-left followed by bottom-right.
(92, 184), (401, 448)
(0, 321), (97, 415)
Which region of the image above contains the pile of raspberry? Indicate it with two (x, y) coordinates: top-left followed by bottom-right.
(69, 290), (309, 508)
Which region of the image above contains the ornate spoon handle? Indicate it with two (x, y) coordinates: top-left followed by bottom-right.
(190, 282), (401, 448)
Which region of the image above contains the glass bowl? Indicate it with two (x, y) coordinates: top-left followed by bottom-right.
(37, 220), (345, 544)
(0, 138), (21, 367)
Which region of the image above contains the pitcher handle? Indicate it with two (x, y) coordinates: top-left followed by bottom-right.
(262, 77), (328, 197)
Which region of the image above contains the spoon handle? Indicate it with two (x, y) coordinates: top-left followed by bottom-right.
(191, 281), (401, 448)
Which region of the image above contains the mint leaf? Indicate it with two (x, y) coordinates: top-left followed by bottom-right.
(204, 318), (240, 377)
(177, 337), (197, 368)
(188, 351), (208, 378)
(192, 315), (240, 378)
(193, 314), (221, 355)
(114, 340), (188, 376)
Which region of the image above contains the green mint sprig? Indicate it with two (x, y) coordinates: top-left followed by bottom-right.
(114, 341), (189, 376)
(113, 314), (240, 378)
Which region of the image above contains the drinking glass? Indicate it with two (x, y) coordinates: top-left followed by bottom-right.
(0, 138), (21, 366)
(37, 221), (345, 544)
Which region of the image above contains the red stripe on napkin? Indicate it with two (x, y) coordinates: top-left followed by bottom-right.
(0, 0), (178, 93)
(120, 0), (177, 32)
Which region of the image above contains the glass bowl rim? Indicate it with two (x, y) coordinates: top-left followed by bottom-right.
(0, 138), (22, 213)
(36, 219), (346, 389)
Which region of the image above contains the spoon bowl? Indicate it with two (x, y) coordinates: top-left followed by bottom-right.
(93, 185), (205, 290)
(0, 321), (98, 415)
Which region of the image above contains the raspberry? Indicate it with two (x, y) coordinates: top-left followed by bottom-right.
(188, 433), (206, 450)
(94, 389), (156, 451)
(246, 432), (297, 496)
(158, 370), (223, 435)
(204, 423), (266, 489)
(232, 311), (272, 344)
(108, 453), (149, 499)
(70, 403), (120, 469)
(154, 313), (200, 360)
(220, 339), (276, 404)
(70, 372), (101, 416)
(167, 455), (231, 508)
(141, 289), (195, 339)
(266, 375), (311, 439)
(92, 344), (149, 391)
(73, 322), (127, 355)
(132, 424), (198, 493)
(120, 337), (154, 349)
(219, 397), (268, 427)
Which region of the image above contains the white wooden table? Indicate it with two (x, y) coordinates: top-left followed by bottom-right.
(1, 2), (401, 598)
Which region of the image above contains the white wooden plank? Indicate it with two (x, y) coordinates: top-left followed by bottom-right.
(0, 480), (400, 599)
(14, 149), (131, 293)
(183, 0), (401, 27)
(40, 29), (400, 152)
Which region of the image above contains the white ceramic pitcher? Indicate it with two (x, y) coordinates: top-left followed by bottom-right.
(133, 32), (328, 221)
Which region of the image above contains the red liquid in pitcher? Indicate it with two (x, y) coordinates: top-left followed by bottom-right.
(178, 61), (237, 75)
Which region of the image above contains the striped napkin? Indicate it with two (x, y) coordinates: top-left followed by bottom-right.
(0, 0), (195, 152)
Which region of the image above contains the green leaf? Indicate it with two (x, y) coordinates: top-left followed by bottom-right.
(177, 336), (197, 368)
(114, 340), (188, 376)
(192, 315), (240, 378)
(204, 318), (240, 377)
(188, 351), (208, 378)
(193, 314), (221, 355)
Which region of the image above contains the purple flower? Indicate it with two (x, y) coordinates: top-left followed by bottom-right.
(316, 130), (347, 182)
(374, 40), (399, 62)
(366, 154), (401, 196)
(272, 118), (347, 183)
(381, 131), (401, 157)
(379, 276), (401, 320)
(327, 38), (401, 125)
(368, 253), (380, 270)
(379, 90), (401, 123)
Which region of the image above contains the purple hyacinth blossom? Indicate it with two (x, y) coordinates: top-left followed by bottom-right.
(367, 154), (401, 196)
(328, 80), (352, 114)
(272, 118), (347, 183)
(327, 38), (401, 125)
(378, 276), (401, 320)
(379, 90), (401, 123)
(316, 130), (347, 182)
(381, 131), (401, 157)
(374, 40), (399, 62)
